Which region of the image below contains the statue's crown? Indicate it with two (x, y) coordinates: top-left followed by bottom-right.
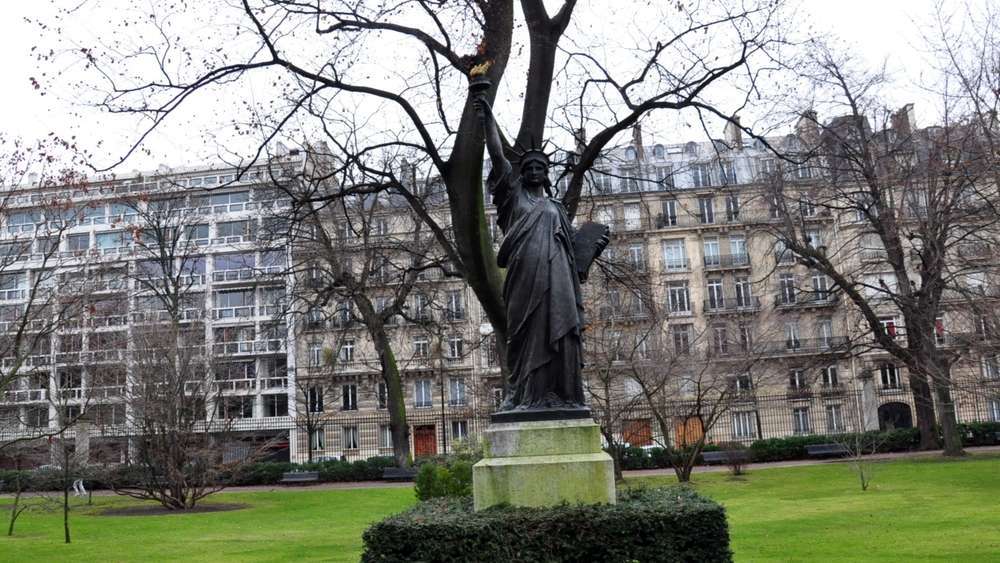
(514, 137), (551, 169)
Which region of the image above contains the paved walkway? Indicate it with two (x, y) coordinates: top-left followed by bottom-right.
(623, 444), (1000, 479)
(4, 445), (998, 499)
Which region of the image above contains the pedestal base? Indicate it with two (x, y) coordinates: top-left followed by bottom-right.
(473, 419), (615, 511)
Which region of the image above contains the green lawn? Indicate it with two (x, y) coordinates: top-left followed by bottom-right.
(1, 455), (997, 562)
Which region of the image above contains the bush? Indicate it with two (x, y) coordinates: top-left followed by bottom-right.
(362, 486), (732, 563)
(959, 422), (1000, 446)
(414, 459), (473, 501)
(748, 429), (921, 462)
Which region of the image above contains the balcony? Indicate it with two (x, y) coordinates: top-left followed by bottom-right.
(212, 268), (255, 283)
(703, 253), (750, 271)
(84, 350), (126, 363)
(1, 355), (50, 369)
(819, 383), (846, 397)
(703, 296), (761, 315)
(761, 336), (849, 356)
(89, 385), (125, 399)
(0, 289), (26, 301)
(597, 306), (651, 323)
(661, 258), (690, 273)
(774, 291), (839, 309)
(860, 249), (888, 263)
(215, 378), (257, 392)
(2, 388), (47, 403)
(213, 306), (255, 320)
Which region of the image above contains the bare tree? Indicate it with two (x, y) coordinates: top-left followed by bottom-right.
(61, 0), (791, 388)
(758, 43), (1000, 455)
(279, 152), (455, 467)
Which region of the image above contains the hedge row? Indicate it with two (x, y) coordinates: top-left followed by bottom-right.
(362, 487), (732, 563)
(614, 422), (1000, 470)
(0, 456), (397, 493)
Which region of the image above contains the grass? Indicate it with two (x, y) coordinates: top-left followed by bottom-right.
(0, 455), (997, 562)
(630, 454), (1000, 562)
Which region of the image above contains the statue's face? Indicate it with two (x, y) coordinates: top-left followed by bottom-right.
(522, 160), (548, 187)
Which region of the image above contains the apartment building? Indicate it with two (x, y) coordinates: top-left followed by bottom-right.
(2, 113), (998, 466)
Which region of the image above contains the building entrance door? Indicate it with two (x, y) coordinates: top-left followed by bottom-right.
(413, 425), (437, 458)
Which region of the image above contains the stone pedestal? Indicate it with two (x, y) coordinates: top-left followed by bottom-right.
(472, 418), (616, 511)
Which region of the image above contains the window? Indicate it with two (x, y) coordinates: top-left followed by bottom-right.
(342, 384), (358, 411)
(733, 373), (753, 392)
(758, 158), (777, 178)
(308, 386), (324, 412)
(662, 239), (687, 270)
(729, 236), (747, 262)
(706, 278), (724, 309)
(671, 324), (692, 355)
(655, 166), (673, 189)
(413, 336), (429, 358)
(449, 378), (467, 406)
(703, 238), (720, 267)
(492, 387), (504, 410)
(667, 282), (690, 314)
(792, 407), (811, 434)
(821, 366), (839, 387)
(738, 322), (753, 352)
(789, 369), (807, 390)
(725, 193), (740, 221)
(213, 253), (255, 279)
(880, 363), (900, 389)
(186, 224), (210, 243)
(216, 220), (254, 241)
(989, 399), (1000, 423)
(415, 379), (433, 408)
(982, 355), (1000, 380)
(698, 196), (716, 223)
(879, 317), (900, 340)
(799, 197), (817, 217)
(219, 396), (254, 419)
(805, 229), (823, 249)
(445, 290), (465, 321)
(377, 382), (388, 409)
(263, 394), (288, 417)
(660, 199), (678, 227)
(451, 420), (469, 442)
(692, 163), (713, 188)
(779, 273), (796, 305)
(308, 344), (323, 367)
(826, 405), (844, 432)
(67, 233), (90, 252)
(817, 319), (834, 347)
(935, 318), (947, 346)
(379, 424), (393, 449)
(342, 426), (359, 450)
(447, 336), (464, 360)
(413, 294), (431, 322)
(627, 243), (646, 272)
(720, 161), (737, 185)
(811, 272), (830, 298)
(310, 428), (326, 451)
(339, 339), (355, 363)
(732, 411), (756, 439)
(785, 322), (801, 350)
(712, 326), (729, 354)
(734, 277), (753, 308)
(624, 204), (641, 230)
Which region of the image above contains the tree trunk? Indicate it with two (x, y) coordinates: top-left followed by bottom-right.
(907, 372), (940, 450)
(63, 485), (71, 544)
(372, 329), (411, 467)
(935, 385), (964, 456)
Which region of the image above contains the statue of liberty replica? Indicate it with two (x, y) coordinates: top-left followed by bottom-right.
(469, 71), (616, 510)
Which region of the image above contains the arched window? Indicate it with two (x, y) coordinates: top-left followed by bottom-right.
(625, 147), (638, 161)
(653, 144), (665, 159)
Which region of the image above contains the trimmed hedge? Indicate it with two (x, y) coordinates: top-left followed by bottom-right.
(414, 460), (473, 501)
(0, 456), (398, 493)
(607, 424), (1000, 470)
(362, 487), (731, 563)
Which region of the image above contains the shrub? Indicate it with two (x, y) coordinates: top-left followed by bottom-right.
(414, 459), (473, 501)
(959, 422), (1000, 447)
(748, 429), (921, 462)
(362, 486), (732, 563)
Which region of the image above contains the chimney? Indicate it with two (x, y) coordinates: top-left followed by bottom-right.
(573, 128), (587, 155)
(795, 110), (820, 146)
(632, 123), (645, 161)
(891, 103), (916, 137)
(724, 115), (743, 149)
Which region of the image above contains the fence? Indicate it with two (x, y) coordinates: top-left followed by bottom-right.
(294, 381), (999, 462)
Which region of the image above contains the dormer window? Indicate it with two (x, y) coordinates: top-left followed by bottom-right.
(625, 147), (638, 161)
(653, 145), (665, 159)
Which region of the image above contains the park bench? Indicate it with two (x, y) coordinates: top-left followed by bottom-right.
(701, 450), (750, 465)
(805, 443), (850, 458)
(382, 467), (418, 482)
(280, 471), (320, 485)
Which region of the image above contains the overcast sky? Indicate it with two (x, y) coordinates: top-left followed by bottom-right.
(0, 1), (957, 174)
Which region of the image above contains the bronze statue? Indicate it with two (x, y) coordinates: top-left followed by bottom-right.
(472, 80), (609, 422)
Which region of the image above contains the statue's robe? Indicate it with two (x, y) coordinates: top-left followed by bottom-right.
(490, 160), (586, 410)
